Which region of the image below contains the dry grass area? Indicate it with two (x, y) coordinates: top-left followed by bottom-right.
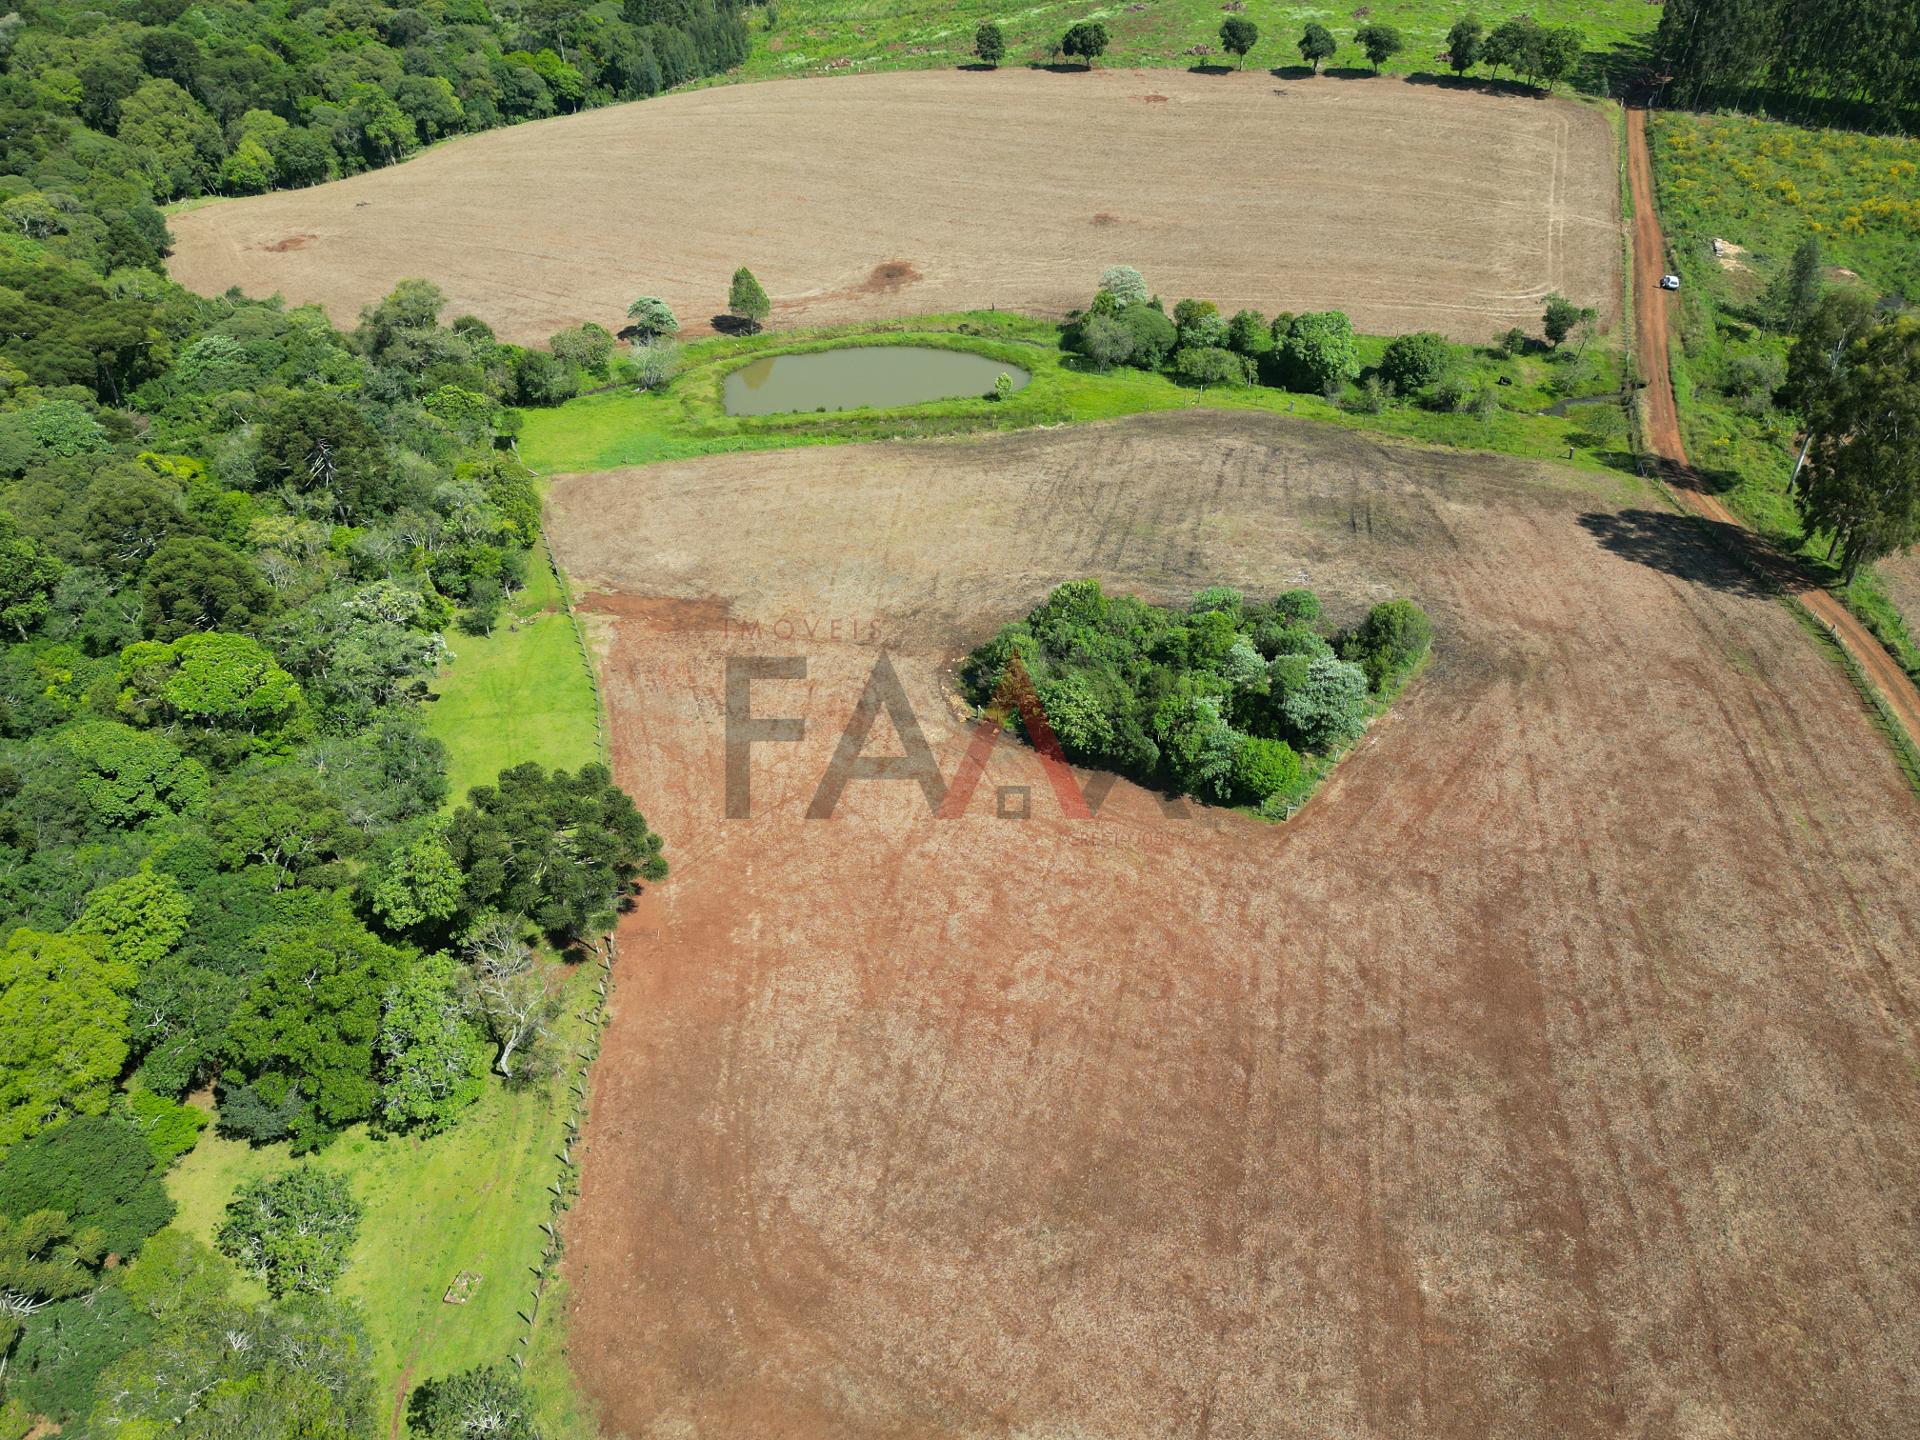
(166, 71), (1619, 345)
(548, 412), (1920, 1439)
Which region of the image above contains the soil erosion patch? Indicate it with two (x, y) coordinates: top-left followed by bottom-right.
(548, 411), (1920, 1439)
(167, 71), (1619, 345)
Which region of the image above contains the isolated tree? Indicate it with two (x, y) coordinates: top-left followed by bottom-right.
(216, 1167), (363, 1296)
(1447, 15), (1484, 74)
(1766, 233), (1824, 332)
(727, 266), (771, 332)
(459, 916), (561, 1079)
(624, 295), (679, 340)
(1380, 331), (1450, 392)
(974, 21), (1005, 66)
(1532, 25), (1584, 89)
(412, 1363), (542, 1440)
(1795, 315), (1920, 583)
(448, 762), (668, 946)
(1061, 20), (1108, 67)
(1542, 292), (1586, 347)
(1297, 22), (1337, 71)
(1219, 16), (1258, 67)
(1354, 22), (1403, 71)
(1279, 311), (1361, 393)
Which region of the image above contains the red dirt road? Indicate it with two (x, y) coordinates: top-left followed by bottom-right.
(550, 413), (1920, 1438)
(1625, 107), (1920, 746)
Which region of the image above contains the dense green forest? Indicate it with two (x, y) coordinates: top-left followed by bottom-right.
(0, 0), (749, 213)
(1654, 0), (1919, 118)
(0, 88), (666, 1427)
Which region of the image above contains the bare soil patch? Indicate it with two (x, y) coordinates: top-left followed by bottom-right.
(549, 411), (1920, 1439)
(167, 71), (1619, 345)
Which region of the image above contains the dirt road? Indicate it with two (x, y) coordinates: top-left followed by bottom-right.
(166, 71), (1619, 345)
(1625, 107), (1920, 747)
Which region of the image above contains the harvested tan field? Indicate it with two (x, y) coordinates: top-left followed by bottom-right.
(1883, 552), (1920, 635)
(547, 411), (1920, 1439)
(166, 71), (1619, 345)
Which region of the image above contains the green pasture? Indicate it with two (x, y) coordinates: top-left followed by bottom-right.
(165, 973), (597, 1438)
(519, 311), (1631, 480)
(731, 0), (1657, 89)
(1649, 110), (1920, 677)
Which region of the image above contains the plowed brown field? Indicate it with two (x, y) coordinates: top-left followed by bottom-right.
(166, 71), (1619, 345)
(546, 412), (1920, 1439)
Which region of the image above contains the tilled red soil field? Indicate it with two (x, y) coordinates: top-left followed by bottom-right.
(165, 70), (1619, 345)
(546, 412), (1920, 1438)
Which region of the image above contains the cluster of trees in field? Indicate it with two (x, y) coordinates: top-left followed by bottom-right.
(0, 0), (750, 208)
(962, 580), (1431, 814)
(1781, 282), (1920, 583)
(1068, 266), (1597, 411)
(972, 11), (1585, 91)
(1654, 0), (1920, 116)
(0, 141), (667, 1431)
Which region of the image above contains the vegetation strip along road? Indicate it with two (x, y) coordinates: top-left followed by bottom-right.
(1625, 106), (1920, 750)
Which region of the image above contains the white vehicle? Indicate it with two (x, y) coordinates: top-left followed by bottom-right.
(1660, 273), (1681, 290)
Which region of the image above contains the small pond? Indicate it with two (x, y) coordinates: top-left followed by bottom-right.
(722, 346), (1031, 416)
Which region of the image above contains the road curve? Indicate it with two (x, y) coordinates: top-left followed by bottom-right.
(1625, 107), (1920, 748)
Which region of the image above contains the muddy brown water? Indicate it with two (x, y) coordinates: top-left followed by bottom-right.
(721, 345), (1030, 416)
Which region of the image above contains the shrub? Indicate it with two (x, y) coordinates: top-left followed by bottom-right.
(1118, 305), (1177, 368)
(1172, 345), (1248, 388)
(1342, 599), (1432, 690)
(1542, 292), (1583, 347)
(1269, 587), (1322, 625)
(1496, 326), (1529, 357)
(1380, 331), (1450, 393)
(1061, 20), (1109, 66)
(1278, 311), (1360, 394)
(1233, 735), (1301, 802)
(216, 1166), (363, 1296)
(1226, 309), (1271, 356)
(1081, 314), (1135, 369)
(1097, 265), (1148, 306)
(629, 338), (682, 391)
(1173, 298), (1227, 349)
(1275, 655), (1370, 751)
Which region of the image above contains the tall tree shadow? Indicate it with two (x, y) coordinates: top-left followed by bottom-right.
(1579, 508), (1779, 599)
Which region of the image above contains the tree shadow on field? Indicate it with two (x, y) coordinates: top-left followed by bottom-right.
(710, 314), (760, 337)
(954, 62), (999, 72)
(1188, 63), (1234, 75)
(1578, 509), (1777, 599)
(1401, 70), (1546, 100)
